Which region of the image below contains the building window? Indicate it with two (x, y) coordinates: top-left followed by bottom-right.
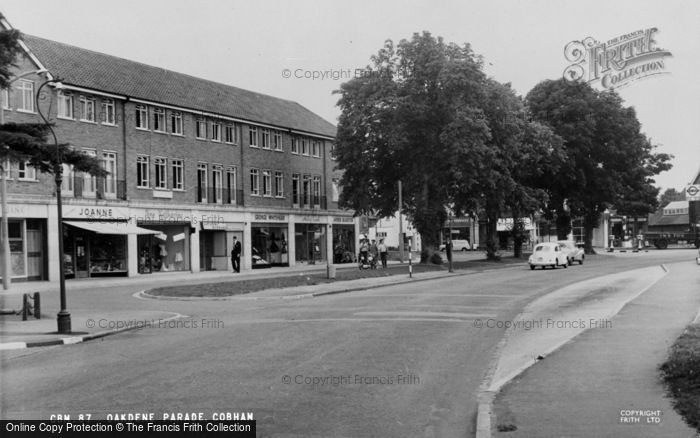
(212, 165), (223, 203)
(262, 170), (272, 197)
(17, 162), (36, 180)
(171, 159), (184, 190)
(101, 98), (116, 125)
(153, 108), (165, 132)
(196, 119), (207, 139)
(273, 131), (283, 151)
(154, 157), (167, 189)
(170, 112), (183, 135)
(226, 167), (237, 204)
(330, 143), (337, 160)
(211, 122), (221, 142)
(61, 164), (74, 195)
(82, 150), (97, 196)
(292, 174), (300, 206)
(292, 137), (301, 154)
(261, 128), (270, 149)
(1, 89), (8, 109)
(17, 80), (34, 112)
(274, 171), (284, 197)
(136, 155), (150, 188)
(332, 178), (340, 202)
(197, 163), (208, 202)
(312, 176), (321, 206)
(225, 124), (238, 144)
(79, 96), (96, 122)
(250, 168), (259, 196)
(57, 91), (74, 119)
(249, 126), (258, 147)
(302, 174), (311, 207)
(312, 140), (321, 157)
(135, 105), (148, 129)
(102, 152), (117, 197)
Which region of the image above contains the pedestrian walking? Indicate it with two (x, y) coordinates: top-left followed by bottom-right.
(378, 239), (388, 269)
(231, 236), (242, 273)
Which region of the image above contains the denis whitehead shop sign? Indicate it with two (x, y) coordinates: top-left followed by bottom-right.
(563, 28), (672, 89)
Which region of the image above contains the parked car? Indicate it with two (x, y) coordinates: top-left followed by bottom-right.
(439, 239), (471, 252)
(557, 240), (585, 265)
(528, 242), (569, 270)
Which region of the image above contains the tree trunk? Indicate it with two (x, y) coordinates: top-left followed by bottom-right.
(556, 212), (571, 240)
(485, 209), (500, 261)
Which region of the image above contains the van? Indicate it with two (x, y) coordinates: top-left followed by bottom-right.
(439, 239), (471, 252)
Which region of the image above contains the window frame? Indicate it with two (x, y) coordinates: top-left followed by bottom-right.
(136, 155), (150, 188)
(211, 122), (222, 142)
(101, 98), (116, 125)
(274, 171), (284, 198)
(226, 167), (237, 204)
(262, 169), (272, 197)
(102, 151), (117, 198)
(153, 107), (166, 133)
(57, 91), (74, 119)
(17, 161), (37, 181)
(171, 159), (184, 191)
(195, 119), (207, 139)
(79, 95), (96, 122)
(261, 128), (271, 149)
(16, 79), (35, 113)
(170, 111), (183, 136)
(153, 157), (168, 190)
(273, 131), (283, 151)
(248, 126), (258, 148)
(135, 105), (149, 130)
(250, 168), (260, 196)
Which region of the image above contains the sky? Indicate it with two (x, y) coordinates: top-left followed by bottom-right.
(2, 0), (698, 192)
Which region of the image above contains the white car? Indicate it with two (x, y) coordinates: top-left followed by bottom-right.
(557, 240), (585, 265)
(528, 242), (568, 270)
(439, 239), (471, 252)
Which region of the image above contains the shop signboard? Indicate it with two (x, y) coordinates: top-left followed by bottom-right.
(63, 205), (129, 221)
(253, 213), (287, 223)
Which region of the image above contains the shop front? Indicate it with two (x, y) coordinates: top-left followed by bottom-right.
(200, 217), (244, 271)
(136, 223), (191, 274)
(295, 216), (327, 264)
(332, 216), (356, 264)
(0, 216), (47, 282)
(251, 213), (289, 268)
(62, 220), (158, 278)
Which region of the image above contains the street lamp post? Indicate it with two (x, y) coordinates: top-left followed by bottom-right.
(35, 78), (70, 334)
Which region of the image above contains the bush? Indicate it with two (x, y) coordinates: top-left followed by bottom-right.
(660, 324), (700, 432)
(429, 252), (443, 265)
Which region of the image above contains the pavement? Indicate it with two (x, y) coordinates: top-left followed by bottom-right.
(487, 259), (700, 438)
(0, 250), (494, 349)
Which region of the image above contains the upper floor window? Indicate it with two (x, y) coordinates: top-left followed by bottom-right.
(261, 128), (270, 149)
(301, 138), (309, 156)
(135, 105), (148, 130)
(17, 161), (36, 181)
(102, 152), (117, 197)
(101, 99), (116, 125)
(292, 137), (300, 154)
(273, 131), (283, 151)
(262, 169), (272, 197)
(136, 155), (150, 188)
(80, 96), (96, 122)
(1, 89), (8, 109)
(274, 171), (284, 197)
(226, 167), (237, 204)
(170, 112), (183, 135)
(82, 149), (97, 195)
(154, 157), (167, 189)
(312, 140), (321, 157)
(16, 80), (34, 113)
(196, 119), (207, 139)
(249, 126), (258, 147)
(211, 122), (221, 142)
(153, 108), (165, 132)
(225, 124), (238, 144)
(292, 173), (300, 205)
(332, 178), (340, 202)
(330, 143), (337, 160)
(57, 91), (74, 119)
(171, 159), (184, 190)
(250, 168), (260, 195)
(312, 176), (321, 206)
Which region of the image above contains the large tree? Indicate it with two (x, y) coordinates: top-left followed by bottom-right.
(334, 32), (490, 252)
(527, 79), (671, 253)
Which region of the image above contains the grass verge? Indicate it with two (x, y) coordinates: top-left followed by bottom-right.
(148, 255), (528, 298)
(659, 323), (700, 432)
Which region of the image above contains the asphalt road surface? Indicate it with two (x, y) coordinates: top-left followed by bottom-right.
(1, 250), (694, 437)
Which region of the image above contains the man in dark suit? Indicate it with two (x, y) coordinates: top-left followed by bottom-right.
(231, 236), (242, 273)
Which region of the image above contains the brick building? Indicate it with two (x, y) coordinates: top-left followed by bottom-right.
(0, 21), (357, 283)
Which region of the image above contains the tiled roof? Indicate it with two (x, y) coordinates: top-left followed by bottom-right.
(22, 35), (336, 138)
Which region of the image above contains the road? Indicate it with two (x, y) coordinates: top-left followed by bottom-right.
(0, 250), (695, 437)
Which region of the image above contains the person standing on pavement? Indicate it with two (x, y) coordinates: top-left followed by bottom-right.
(231, 236), (242, 273)
(378, 239), (388, 269)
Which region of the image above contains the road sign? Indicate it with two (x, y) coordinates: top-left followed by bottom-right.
(686, 185), (700, 200)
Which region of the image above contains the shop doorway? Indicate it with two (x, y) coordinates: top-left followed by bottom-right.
(26, 228), (43, 280)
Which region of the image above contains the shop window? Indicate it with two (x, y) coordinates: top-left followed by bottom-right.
(138, 227), (189, 273)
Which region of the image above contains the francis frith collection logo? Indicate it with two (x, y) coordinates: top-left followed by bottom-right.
(563, 28), (672, 89)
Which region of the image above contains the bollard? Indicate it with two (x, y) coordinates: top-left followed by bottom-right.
(22, 293), (28, 321)
(33, 292), (41, 319)
(327, 264), (336, 279)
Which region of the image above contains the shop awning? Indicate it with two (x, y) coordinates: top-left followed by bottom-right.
(64, 221), (161, 235)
